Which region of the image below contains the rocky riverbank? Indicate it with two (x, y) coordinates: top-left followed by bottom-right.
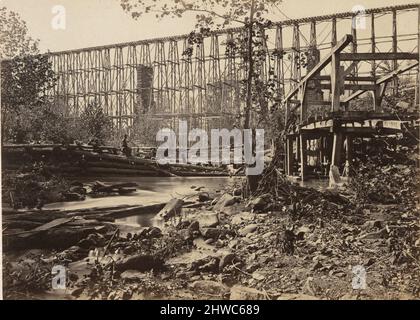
(3, 160), (419, 300)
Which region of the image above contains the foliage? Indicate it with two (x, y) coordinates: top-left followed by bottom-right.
(79, 102), (113, 145)
(0, 6), (39, 59)
(120, 0), (283, 29)
(1, 8), (58, 143)
(2, 162), (70, 209)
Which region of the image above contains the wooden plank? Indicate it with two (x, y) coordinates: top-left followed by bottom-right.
(340, 52), (418, 61)
(331, 52), (341, 112)
(320, 83), (376, 91)
(284, 34), (353, 102)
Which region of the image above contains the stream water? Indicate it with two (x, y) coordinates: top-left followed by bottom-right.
(44, 176), (242, 226)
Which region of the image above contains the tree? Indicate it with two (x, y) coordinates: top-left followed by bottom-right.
(79, 102), (112, 145)
(0, 6), (39, 59)
(120, 0), (283, 130)
(0, 7), (59, 143)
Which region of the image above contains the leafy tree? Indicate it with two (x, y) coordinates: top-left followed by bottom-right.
(79, 102), (112, 145)
(0, 7), (58, 143)
(0, 6), (39, 59)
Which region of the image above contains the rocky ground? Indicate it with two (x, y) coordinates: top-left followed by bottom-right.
(3, 158), (419, 300)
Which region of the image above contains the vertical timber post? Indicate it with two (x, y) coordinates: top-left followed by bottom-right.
(286, 136), (294, 176)
(331, 53), (341, 112)
(331, 131), (343, 168)
(300, 134), (307, 181)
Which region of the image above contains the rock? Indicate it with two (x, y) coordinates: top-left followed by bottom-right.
(228, 239), (239, 249)
(178, 229), (193, 241)
(63, 192), (85, 201)
(311, 261), (323, 271)
(157, 198), (184, 220)
(230, 285), (266, 300)
(262, 231), (274, 239)
(115, 254), (164, 272)
(201, 227), (221, 240)
(120, 270), (149, 281)
(78, 233), (106, 249)
(233, 188), (242, 196)
(246, 195), (270, 211)
(277, 294), (319, 300)
(187, 211), (219, 228)
(198, 192), (212, 202)
(69, 186), (87, 195)
(252, 271), (266, 281)
(70, 287), (84, 297)
(219, 253), (236, 270)
(191, 280), (229, 296)
(231, 212), (255, 225)
(191, 256), (220, 273)
(295, 226), (311, 240)
(146, 227), (162, 238)
(213, 194), (237, 212)
(238, 224), (258, 236)
(188, 221), (200, 232)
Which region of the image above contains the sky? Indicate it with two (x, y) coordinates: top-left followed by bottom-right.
(1, 0), (417, 53)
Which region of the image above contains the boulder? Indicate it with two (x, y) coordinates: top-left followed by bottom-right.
(157, 198), (184, 220)
(213, 194), (237, 212)
(230, 285), (266, 300)
(115, 254), (164, 272)
(198, 192), (212, 202)
(219, 253), (237, 270)
(246, 195), (270, 211)
(187, 211), (219, 228)
(238, 224), (258, 236)
(231, 212), (255, 225)
(200, 227), (221, 240)
(190, 280), (229, 296)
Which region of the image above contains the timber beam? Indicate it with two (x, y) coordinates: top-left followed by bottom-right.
(340, 52), (418, 61)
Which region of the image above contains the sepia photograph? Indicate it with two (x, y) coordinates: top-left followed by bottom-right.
(0, 0), (419, 304)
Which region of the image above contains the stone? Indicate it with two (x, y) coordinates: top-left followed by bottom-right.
(191, 280), (229, 296)
(277, 294), (319, 300)
(201, 227), (221, 240)
(157, 198), (184, 220)
(178, 229), (193, 241)
(70, 287), (84, 297)
(146, 227), (162, 238)
(187, 211), (219, 228)
(233, 188), (242, 196)
(230, 285), (266, 300)
(115, 254), (164, 272)
(231, 212), (255, 225)
(213, 194), (237, 212)
(120, 270), (149, 281)
(188, 221), (200, 232)
(295, 226), (311, 240)
(246, 195), (270, 211)
(219, 253), (236, 270)
(238, 224), (258, 236)
(198, 192), (212, 202)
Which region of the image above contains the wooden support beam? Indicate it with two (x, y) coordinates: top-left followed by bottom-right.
(331, 52), (341, 112)
(284, 34), (353, 102)
(286, 137), (294, 176)
(340, 52), (418, 61)
(300, 134), (307, 181)
(320, 83), (377, 91)
(314, 75), (375, 82)
(342, 62), (419, 104)
(331, 132), (344, 167)
(376, 62), (419, 84)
